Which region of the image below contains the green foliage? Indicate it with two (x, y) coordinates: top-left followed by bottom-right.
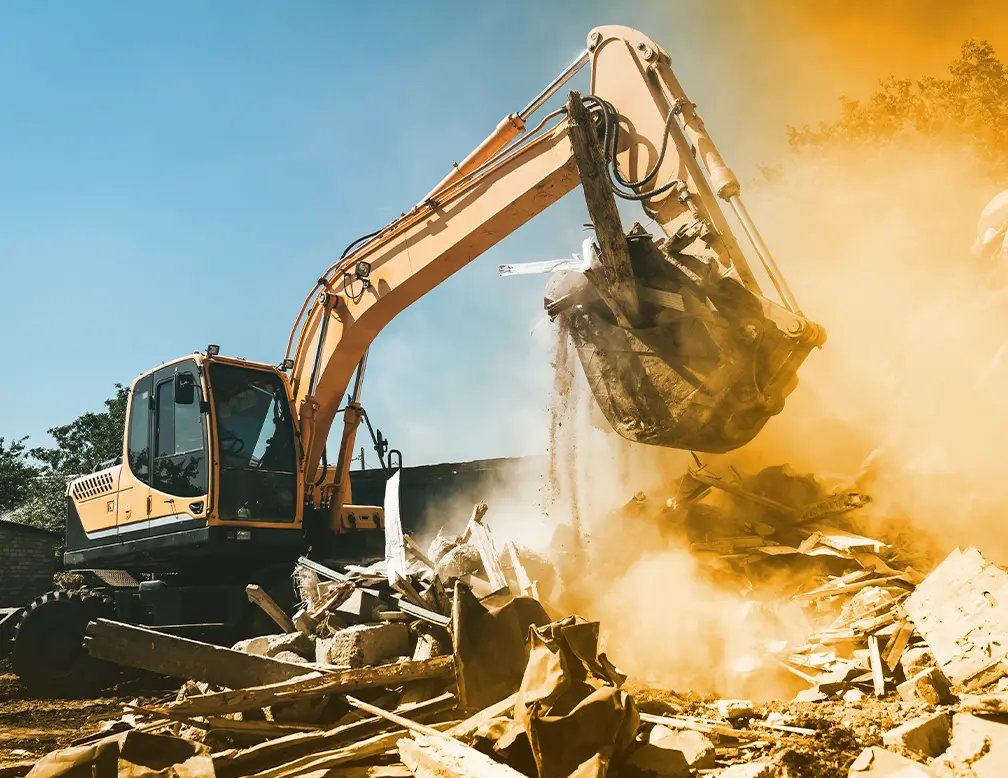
(0, 436), (36, 513)
(1, 385), (128, 536)
(30, 385), (128, 476)
(788, 39), (1008, 176)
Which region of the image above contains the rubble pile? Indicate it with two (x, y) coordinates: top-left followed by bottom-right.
(10, 467), (1008, 778)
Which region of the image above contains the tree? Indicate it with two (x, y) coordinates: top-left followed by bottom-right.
(0, 436), (38, 514)
(787, 39), (1008, 177)
(1, 385), (130, 535)
(30, 385), (128, 475)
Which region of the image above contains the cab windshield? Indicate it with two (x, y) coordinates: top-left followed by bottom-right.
(208, 363), (297, 522)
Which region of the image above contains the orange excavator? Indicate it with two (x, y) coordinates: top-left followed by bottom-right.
(6, 25), (824, 692)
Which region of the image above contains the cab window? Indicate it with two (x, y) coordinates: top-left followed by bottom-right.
(153, 372), (208, 498)
(126, 377), (152, 484)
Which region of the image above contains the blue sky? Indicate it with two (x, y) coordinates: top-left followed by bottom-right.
(1, 1), (1000, 466)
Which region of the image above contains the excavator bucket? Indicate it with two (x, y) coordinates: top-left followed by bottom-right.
(544, 230), (825, 453)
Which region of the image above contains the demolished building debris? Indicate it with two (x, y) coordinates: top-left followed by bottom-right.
(9, 462), (1008, 778)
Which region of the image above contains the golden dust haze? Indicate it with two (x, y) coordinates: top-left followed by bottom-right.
(422, 3), (1008, 698)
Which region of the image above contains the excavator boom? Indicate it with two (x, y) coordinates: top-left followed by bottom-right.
(287, 25), (824, 497)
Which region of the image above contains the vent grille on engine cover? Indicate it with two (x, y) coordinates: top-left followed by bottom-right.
(72, 471), (115, 501)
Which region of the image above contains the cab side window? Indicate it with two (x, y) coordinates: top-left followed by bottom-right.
(126, 377), (152, 484)
(153, 372), (208, 498)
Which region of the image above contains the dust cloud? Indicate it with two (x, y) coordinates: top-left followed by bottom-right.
(746, 141), (1008, 559)
(477, 137), (1007, 699)
(407, 105), (1008, 698)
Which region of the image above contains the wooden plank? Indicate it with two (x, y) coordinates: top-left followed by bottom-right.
(344, 695), (450, 741)
(161, 656), (456, 717)
(392, 575), (429, 610)
(504, 542), (538, 599)
(460, 502), (489, 544)
(566, 90), (640, 327)
(637, 712), (758, 742)
(85, 619), (320, 688)
(466, 517), (509, 594)
(883, 622), (915, 669)
(792, 573), (908, 602)
(445, 693), (517, 740)
(246, 730), (406, 778)
(249, 721), (460, 778)
(399, 733), (527, 778)
(297, 556), (350, 582)
(402, 627), (444, 705)
(246, 585), (295, 633)
(403, 535), (436, 572)
(215, 693), (455, 778)
(868, 635), (886, 697)
(451, 581), (468, 710)
(399, 600), (451, 628)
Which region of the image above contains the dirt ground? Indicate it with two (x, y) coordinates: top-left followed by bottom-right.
(632, 685), (918, 778)
(0, 660), (176, 767)
(0, 662), (923, 778)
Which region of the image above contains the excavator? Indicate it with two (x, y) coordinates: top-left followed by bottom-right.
(5, 25), (825, 692)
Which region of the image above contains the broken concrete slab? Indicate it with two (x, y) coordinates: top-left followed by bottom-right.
(958, 692), (1008, 714)
(904, 547), (1008, 688)
(625, 741), (691, 777)
(716, 699), (754, 720)
(933, 711), (1008, 777)
(335, 588), (384, 623)
(882, 711), (951, 758)
(316, 622), (409, 668)
(897, 667), (953, 707)
(232, 635), (275, 655)
(234, 632), (316, 660)
(901, 647), (936, 680)
(848, 746), (934, 776)
(270, 650), (309, 665)
(435, 543), (482, 580)
(648, 726), (715, 770)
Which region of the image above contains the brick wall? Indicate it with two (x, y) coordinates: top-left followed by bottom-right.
(0, 525), (56, 607)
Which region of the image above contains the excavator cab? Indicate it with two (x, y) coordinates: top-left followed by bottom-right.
(63, 354), (305, 572)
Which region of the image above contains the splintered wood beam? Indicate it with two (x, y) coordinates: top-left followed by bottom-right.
(245, 585), (296, 634)
(159, 655), (456, 717)
(85, 619), (319, 689)
(567, 90), (640, 327)
(399, 734), (528, 778)
(214, 693), (455, 778)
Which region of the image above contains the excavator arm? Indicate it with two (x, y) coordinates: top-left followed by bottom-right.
(285, 25), (825, 510)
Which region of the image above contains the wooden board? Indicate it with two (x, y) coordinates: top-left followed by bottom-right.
(868, 635), (886, 697)
(161, 655), (456, 717)
(215, 693), (454, 778)
(466, 518), (510, 594)
(904, 547), (1008, 686)
(85, 619), (320, 689)
(246, 585), (295, 633)
(399, 734), (527, 778)
(402, 627), (444, 705)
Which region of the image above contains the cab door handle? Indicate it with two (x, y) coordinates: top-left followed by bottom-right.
(147, 495), (152, 515)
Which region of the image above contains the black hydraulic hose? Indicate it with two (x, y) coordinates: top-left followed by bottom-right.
(582, 95), (683, 202)
(313, 446), (328, 487)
